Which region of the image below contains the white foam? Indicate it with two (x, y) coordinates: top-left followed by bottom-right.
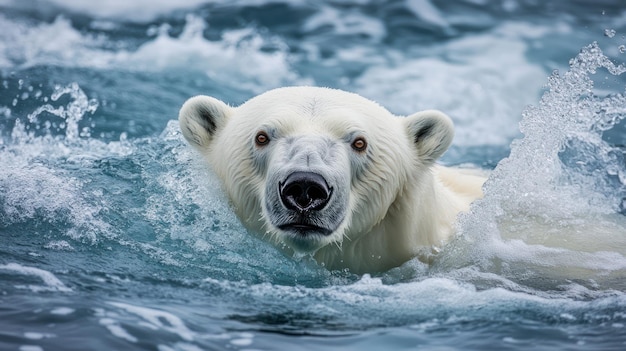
(0, 14), (305, 93)
(229, 332), (255, 346)
(44, 240), (75, 251)
(99, 318), (138, 343)
(303, 5), (386, 41)
(0, 263), (72, 292)
(0, 15), (102, 70)
(50, 307), (75, 315)
(108, 302), (195, 341)
(0, 143), (109, 242)
(405, 0), (450, 30)
(129, 15), (272, 77)
(203, 272), (623, 330)
(24, 332), (55, 340)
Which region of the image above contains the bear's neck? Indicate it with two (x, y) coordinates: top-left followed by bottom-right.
(316, 167), (464, 274)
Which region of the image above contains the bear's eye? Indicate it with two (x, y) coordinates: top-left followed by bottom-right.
(351, 137), (367, 152)
(255, 131), (270, 146)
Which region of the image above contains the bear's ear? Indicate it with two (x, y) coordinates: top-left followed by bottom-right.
(404, 110), (454, 164)
(178, 95), (232, 149)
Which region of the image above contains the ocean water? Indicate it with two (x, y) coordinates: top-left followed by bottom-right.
(1, 0), (626, 350)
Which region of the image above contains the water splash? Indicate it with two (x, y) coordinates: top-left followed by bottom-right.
(1, 83), (120, 243)
(487, 42), (626, 217)
(26, 82), (99, 141)
(604, 29), (617, 38)
(437, 42), (626, 284)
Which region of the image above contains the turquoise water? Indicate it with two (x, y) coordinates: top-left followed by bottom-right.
(1, 1), (626, 350)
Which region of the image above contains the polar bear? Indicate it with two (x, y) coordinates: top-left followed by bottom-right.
(179, 87), (486, 274)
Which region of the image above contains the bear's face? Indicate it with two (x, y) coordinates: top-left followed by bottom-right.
(179, 87), (454, 254)
(259, 131), (351, 252)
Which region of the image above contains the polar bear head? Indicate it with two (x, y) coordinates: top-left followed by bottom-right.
(179, 87), (453, 254)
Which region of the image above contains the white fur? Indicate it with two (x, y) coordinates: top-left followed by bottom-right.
(179, 86), (485, 273)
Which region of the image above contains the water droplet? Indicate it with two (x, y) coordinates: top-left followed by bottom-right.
(604, 29), (616, 38)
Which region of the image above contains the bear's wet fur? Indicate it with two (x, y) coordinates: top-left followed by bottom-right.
(179, 87), (486, 273)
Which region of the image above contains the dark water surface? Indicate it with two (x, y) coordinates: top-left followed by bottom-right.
(1, 1), (626, 350)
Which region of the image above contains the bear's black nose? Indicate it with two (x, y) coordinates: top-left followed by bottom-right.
(279, 172), (332, 213)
